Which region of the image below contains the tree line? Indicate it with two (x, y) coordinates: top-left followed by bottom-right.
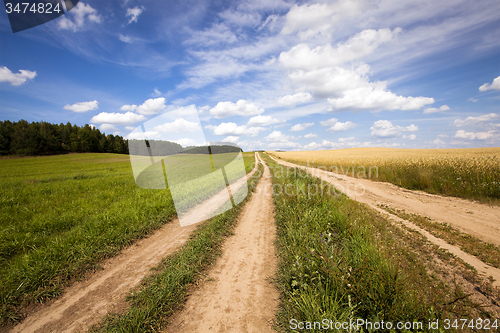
(0, 120), (245, 156)
(0, 120), (128, 155)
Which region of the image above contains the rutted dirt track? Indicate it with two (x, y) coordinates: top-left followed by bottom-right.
(10, 156), (261, 333)
(165, 153), (278, 333)
(268, 154), (500, 287)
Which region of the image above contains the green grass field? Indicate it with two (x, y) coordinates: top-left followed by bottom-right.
(0, 152), (256, 325)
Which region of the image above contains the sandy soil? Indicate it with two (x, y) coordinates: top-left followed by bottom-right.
(165, 153), (278, 333)
(268, 154), (500, 287)
(9, 156), (260, 333)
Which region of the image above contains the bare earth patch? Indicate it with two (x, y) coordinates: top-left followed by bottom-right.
(165, 154), (278, 333)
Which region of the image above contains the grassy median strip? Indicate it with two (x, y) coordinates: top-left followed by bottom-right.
(262, 153), (490, 332)
(90, 159), (263, 333)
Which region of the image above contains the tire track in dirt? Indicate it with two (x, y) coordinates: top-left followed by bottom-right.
(10, 156), (260, 333)
(268, 154), (500, 287)
(165, 153), (278, 333)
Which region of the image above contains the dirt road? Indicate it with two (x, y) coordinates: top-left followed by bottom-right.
(165, 153), (278, 333)
(10, 156), (260, 333)
(268, 154), (500, 286)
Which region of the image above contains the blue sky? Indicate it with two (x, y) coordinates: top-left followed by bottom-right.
(1, 0), (499, 151)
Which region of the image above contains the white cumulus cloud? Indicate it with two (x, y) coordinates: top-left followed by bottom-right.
(58, 2), (101, 32)
(221, 136), (240, 144)
(63, 100), (99, 113)
(479, 76), (500, 92)
(370, 120), (418, 138)
(90, 112), (146, 125)
(99, 124), (119, 133)
(210, 100), (264, 119)
(453, 113), (499, 127)
(279, 28), (434, 111)
(320, 118), (357, 132)
(423, 105), (450, 114)
(153, 118), (200, 133)
(247, 115), (280, 126)
(207, 122), (265, 137)
(454, 130), (497, 140)
(304, 133), (317, 138)
(126, 6), (144, 24)
(0, 66), (36, 86)
(277, 92), (312, 106)
(290, 122), (314, 131)
(120, 98), (166, 115)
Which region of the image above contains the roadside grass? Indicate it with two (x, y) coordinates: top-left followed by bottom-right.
(0, 152), (256, 326)
(379, 204), (500, 269)
(271, 147), (500, 204)
(90, 157), (263, 333)
(261, 153), (491, 332)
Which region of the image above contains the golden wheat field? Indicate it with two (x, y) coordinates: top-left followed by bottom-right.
(272, 147), (500, 203)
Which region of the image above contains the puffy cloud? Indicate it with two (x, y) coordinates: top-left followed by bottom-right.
(290, 122), (314, 131)
(126, 131), (161, 140)
(303, 141), (323, 150)
(247, 115), (280, 126)
(63, 100), (98, 113)
(221, 136), (240, 144)
(320, 118), (357, 132)
(263, 131), (301, 149)
(174, 138), (203, 147)
(479, 76), (500, 92)
(120, 98), (166, 115)
(58, 2), (100, 31)
(0, 66), (36, 86)
(454, 130), (497, 140)
(265, 131), (302, 149)
(327, 84), (434, 111)
(370, 120), (418, 138)
(153, 118), (200, 133)
(90, 112), (145, 125)
(279, 28), (434, 111)
(136, 98), (166, 115)
(276, 92), (312, 106)
(210, 100), (264, 118)
(423, 105), (450, 114)
(403, 134), (417, 140)
(207, 122), (265, 137)
(453, 113), (499, 127)
(281, 1), (364, 39)
(304, 133), (317, 138)
(120, 104), (137, 111)
(432, 138), (446, 145)
(126, 6), (144, 24)
(99, 124), (119, 133)
(280, 28), (400, 70)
